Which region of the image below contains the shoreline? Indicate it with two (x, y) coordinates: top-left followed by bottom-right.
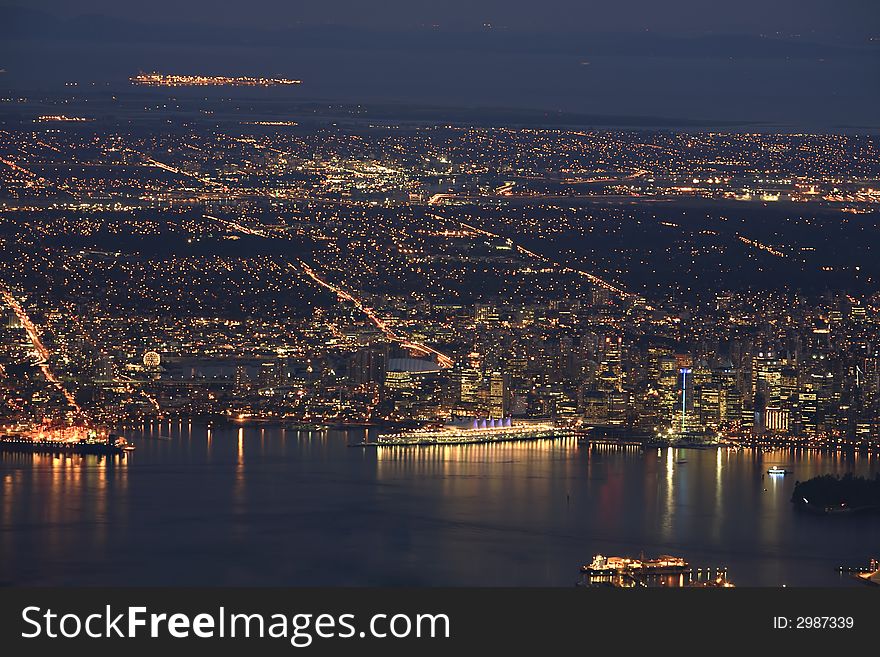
(107, 418), (880, 453)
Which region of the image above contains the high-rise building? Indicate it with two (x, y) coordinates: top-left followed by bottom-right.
(349, 346), (387, 386)
(453, 365), (480, 404)
(258, 361), (283, 388)
(489, 371), (508, 418)
(475, 304), (500, 325)
(234, 365), (249, 392)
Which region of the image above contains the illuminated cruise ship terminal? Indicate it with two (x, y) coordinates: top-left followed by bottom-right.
(355, 418), (582, 447)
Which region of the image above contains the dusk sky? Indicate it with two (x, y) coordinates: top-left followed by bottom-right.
(1, 1), (878, 128)
(3, 0), (878, 37)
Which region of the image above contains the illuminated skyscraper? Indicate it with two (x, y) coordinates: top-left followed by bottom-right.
(489, 371), (508, 418)
(453, 365), (480, 404)
(679, 367), (692, 434)
(234, 365), (249, 392)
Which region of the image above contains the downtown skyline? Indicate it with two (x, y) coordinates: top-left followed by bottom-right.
(1, 0), (878, 593)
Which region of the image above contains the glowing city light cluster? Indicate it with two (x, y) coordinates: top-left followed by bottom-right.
(35, 115), (91, 122)
(131, 72), (302, 87)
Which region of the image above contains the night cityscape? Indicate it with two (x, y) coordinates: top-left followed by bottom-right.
(1, 0), (878, 605)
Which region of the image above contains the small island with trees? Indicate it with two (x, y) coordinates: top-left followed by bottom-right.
(791, 473), (880, 515)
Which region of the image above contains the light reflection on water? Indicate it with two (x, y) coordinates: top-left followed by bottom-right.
(0, 451), (129, 585)
(0, 423), (877, 587)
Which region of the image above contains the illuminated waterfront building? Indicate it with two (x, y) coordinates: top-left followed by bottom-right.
(765, 407), (791, 432)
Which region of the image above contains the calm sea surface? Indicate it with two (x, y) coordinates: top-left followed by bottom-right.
(1, 422), (878, 587)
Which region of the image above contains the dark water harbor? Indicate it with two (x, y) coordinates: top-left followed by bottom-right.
(1, 421), (878, 587)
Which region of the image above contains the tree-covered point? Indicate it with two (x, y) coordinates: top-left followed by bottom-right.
(792, 473), (880, 511)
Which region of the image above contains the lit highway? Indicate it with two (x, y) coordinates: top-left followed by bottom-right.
(204, 213), (271, 237)
(0, 288), (81, 412)
(295, 260), (454, 368)
(433, 214), (637, 302)
(122, 148), (230, 192)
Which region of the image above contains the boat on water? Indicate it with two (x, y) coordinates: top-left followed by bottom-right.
(581, 554), (690, 576)
(767, 466), (791, 475)
(578, 553), (733, 587)
(352, 418), (583, 447)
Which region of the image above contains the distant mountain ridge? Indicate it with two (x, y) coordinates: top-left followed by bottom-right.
(1, 5), (875, 60)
